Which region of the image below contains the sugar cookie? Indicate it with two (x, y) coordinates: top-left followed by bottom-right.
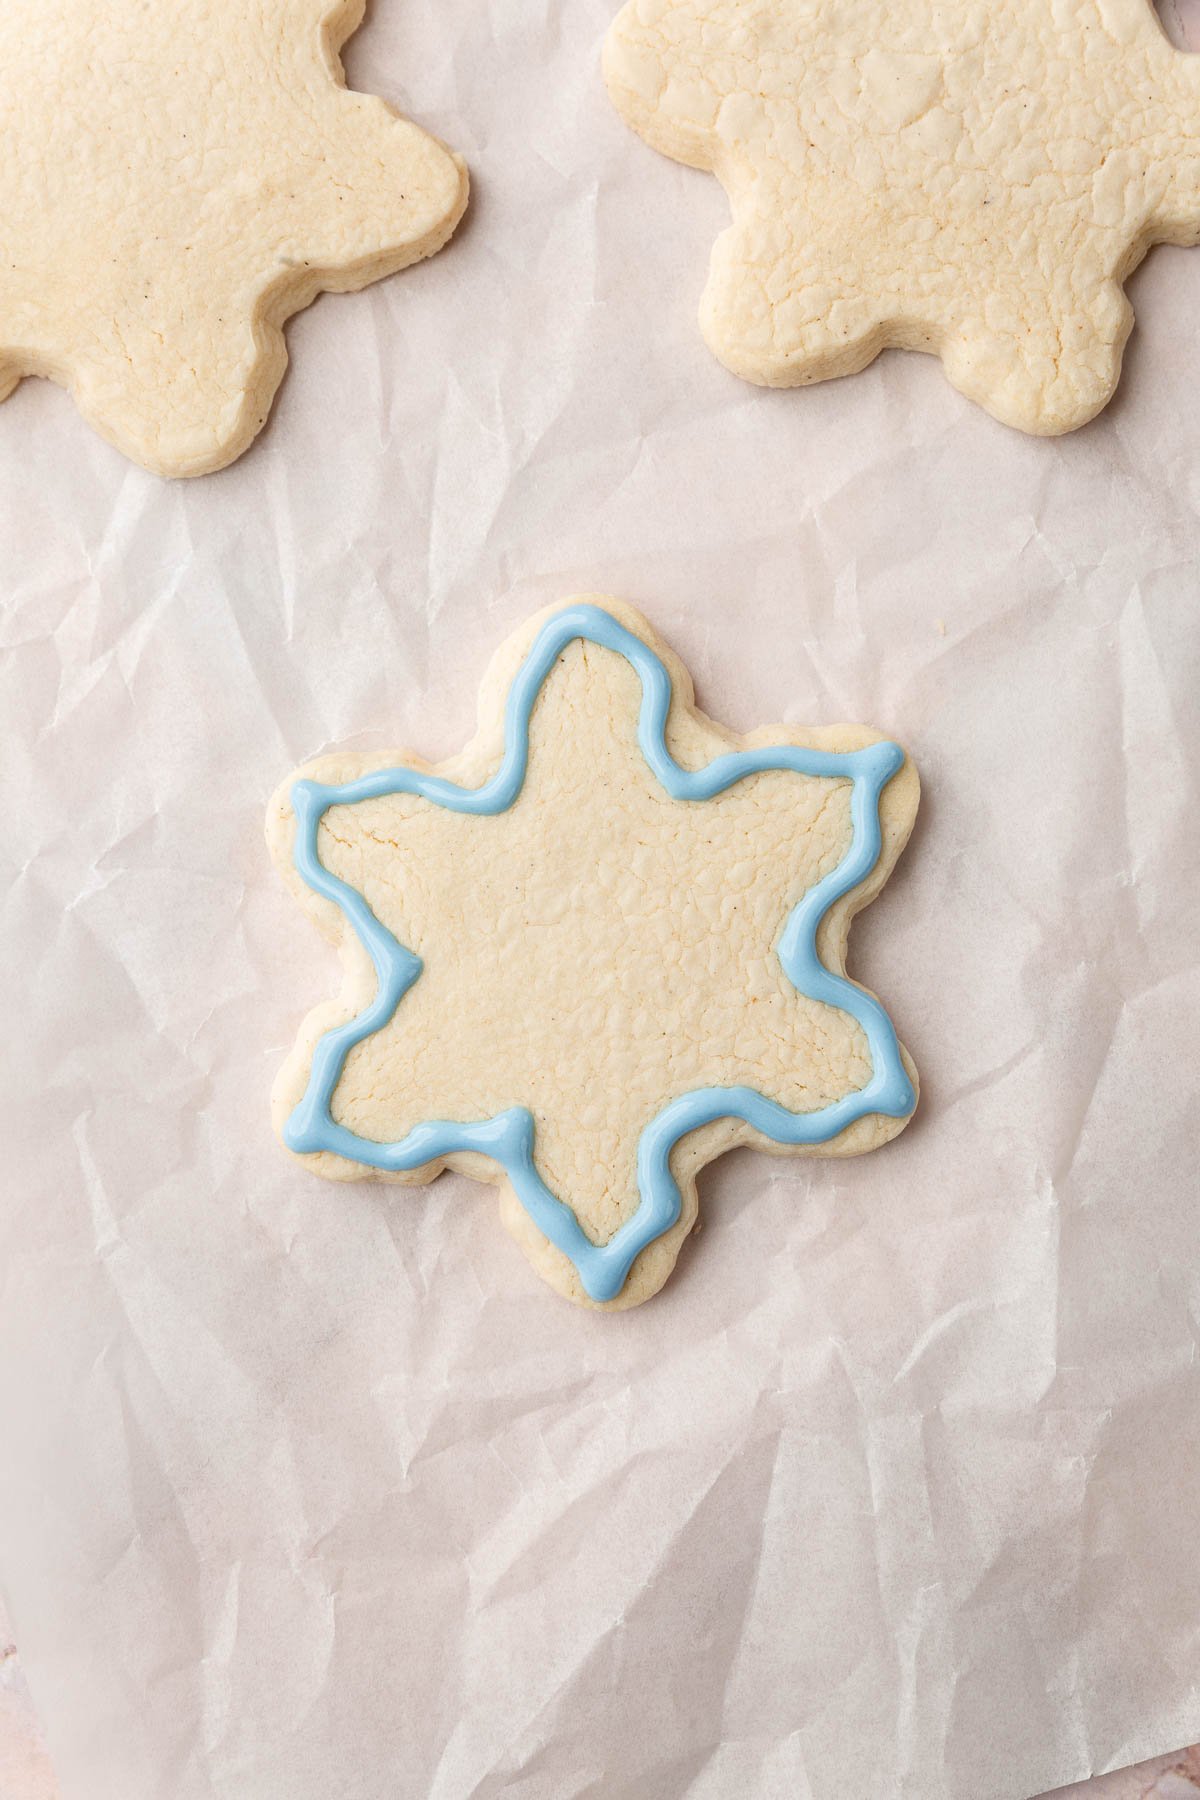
(604, 0), (1200, 433)
(0, 0), (467, 475)
(268, 598), (919, 1309)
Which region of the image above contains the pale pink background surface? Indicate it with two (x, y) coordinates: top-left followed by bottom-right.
(3, 2), (1200, 1798)
(0, 1613), (1184, 1798)
(6, 1607), (1199, 1800)
(1, 1605), (64, 1800)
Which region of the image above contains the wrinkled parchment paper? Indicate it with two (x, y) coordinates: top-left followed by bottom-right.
(2, 3), (1199, 1797)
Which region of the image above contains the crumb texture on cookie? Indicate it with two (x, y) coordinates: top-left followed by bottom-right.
(268, 599), (919, 1309)
(604, 0), (1200, 433)
(0, 0), (467, 475)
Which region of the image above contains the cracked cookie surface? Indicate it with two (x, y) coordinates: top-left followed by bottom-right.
(604, 0), (1200, 433)
(0, 0), (467, 474)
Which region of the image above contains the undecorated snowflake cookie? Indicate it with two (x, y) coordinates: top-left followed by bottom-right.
(268, 598), (919, 1309)
(604, 0), (1200, 433)
(0, 0), (467, 475)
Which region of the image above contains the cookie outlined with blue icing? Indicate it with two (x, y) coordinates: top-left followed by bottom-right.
(268, 598), (919, 1308)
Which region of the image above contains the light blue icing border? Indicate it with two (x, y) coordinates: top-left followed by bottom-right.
(284, 602), (915, 1302)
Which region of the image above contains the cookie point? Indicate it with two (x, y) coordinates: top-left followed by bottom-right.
(579, 1259), (628, 1305)
(863, 739), (906, 782)
(882, 1068), (918, 1120)
(283, 1102), (322, 1154)
(290, 778), (322, 824)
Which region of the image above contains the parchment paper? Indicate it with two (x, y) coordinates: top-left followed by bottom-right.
(2, 3), (1199, 1797)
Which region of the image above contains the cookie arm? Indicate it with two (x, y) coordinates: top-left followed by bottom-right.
(38, 112), (465, 477)
(266, 100), (468, 287)
(1157, 50), (1200, 243)
(603, 0), (724, 172)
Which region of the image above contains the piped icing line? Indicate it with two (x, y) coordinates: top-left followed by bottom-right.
(285, 602), (915, 1303)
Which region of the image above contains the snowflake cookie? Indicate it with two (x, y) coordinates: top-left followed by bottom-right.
(0, 0), (467, 475)
(604, 0), (1200, 434)
(268, 598), (919, 1309)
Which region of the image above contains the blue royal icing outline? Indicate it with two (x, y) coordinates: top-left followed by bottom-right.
(284, 601), (915, 1302)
